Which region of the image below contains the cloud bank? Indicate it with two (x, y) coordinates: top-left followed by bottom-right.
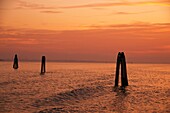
(0, 23), (170, 63)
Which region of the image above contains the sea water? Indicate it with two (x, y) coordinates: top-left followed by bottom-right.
(0, 62), (170, 113)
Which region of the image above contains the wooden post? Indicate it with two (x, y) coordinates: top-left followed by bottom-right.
(114, 52), (128, 87)
(122, 53), (128, 86)
(13, 54), (18, 69)
(115, 52), (121, 86)
(41, 56), (46, 74)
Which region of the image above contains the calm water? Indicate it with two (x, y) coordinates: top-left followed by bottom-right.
(0, 62), (170, 113)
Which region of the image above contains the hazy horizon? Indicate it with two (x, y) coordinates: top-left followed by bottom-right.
(1, 58), (170, 64)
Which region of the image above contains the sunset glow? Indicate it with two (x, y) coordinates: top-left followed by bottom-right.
(0, 0), (170, 63)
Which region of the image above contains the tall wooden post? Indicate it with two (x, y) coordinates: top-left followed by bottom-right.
(115, 52), (121, 86)
(121, 53), (128, 86)
(13, 54), (18, 69)
(41, 56), (46, 74)
(114, 52), (128, 87)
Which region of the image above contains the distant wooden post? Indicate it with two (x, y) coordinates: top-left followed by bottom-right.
(41, 56), (46, 74)
(114, 52), (128, 87)
(13, 54), (18, 69)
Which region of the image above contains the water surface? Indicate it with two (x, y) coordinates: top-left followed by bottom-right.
(0, 62), (169, 112)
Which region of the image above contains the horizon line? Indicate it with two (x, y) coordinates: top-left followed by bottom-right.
(0, 59), (170, 64)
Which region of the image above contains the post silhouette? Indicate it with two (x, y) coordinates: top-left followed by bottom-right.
(13, 54), (18, 69)
(115, 52), (128, 87)
(41, 56), (46, 74)
(115, 52), (121, 86)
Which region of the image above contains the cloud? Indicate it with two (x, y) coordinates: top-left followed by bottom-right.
(84, 22), (170, 30)
(0, 38), (19, 41)
(14, 1), (63, 14)
(16, 0), (55, 10)
(1, 0), (169, 12)
(112, 10), (154, 15)
(0, 37), (38, 45)
(0, 22), (169, 46)
(60, 1), (170, 9)
(114, 12), (138, 15)
(0, 22), (170, 62)
(40, 10), (62, 14)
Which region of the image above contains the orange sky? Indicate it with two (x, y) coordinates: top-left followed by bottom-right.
(0, 0), (170, 63)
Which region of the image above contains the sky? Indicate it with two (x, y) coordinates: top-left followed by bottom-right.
(0, 0), (170, 63)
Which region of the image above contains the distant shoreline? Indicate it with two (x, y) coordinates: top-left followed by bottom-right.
(0, 59), (113, 63)
(0, 59), (170, 64)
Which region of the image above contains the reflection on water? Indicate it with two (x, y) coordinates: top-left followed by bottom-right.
(0, 62), (170, 112)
